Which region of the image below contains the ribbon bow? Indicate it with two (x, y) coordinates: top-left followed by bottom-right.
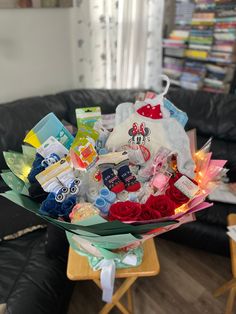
(95, 254), (138, 303)
(137, 104), (162, 119)
(132, 122), (145, 136)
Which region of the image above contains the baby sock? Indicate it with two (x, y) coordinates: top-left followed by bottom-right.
(44, 179), (69, 202)
(57, 169), (81, 195)
(117, 161), (141, 192)
(100, 167), (125, 194)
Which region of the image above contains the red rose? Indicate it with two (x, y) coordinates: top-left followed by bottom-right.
(108, 201), (142, 222)
(166, 185), (189, 206)
(145, 195), (176, 217)
(166, 173), (190, 206)
(139, 207), (162, 221)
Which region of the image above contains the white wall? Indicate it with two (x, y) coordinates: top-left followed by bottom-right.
(0, 8), (74, 103)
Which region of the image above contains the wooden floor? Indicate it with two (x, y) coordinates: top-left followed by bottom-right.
(68, 238), (234, 314)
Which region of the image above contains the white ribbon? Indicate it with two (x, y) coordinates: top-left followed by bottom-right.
(94, 254), (138, 303)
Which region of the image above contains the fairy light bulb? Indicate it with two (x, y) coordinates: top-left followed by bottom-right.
(175, 204), (188, 214)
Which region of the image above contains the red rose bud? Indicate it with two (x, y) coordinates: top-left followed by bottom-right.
(139, 207), (162, 221)
(166, 184), (189, 206)
(145, 194), (176, 218)
(108, 201), (142, 222)
(166, 172), (196, 206)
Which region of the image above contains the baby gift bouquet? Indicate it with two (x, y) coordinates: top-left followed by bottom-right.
(1, 76), (227, 302)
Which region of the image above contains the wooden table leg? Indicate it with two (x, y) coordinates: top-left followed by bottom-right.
(214, 278), (236, 297)
(127, 287), (133, 313)
(93, 279), (130, 313)
(225, 288), (236, 314)
(115, 302), (131, 314)
(99, 276), (137, 314)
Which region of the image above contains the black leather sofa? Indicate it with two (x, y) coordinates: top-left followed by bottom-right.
(0, 88), (235, 313)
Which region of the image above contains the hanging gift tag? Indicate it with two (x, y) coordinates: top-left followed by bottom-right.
(37, 136), (69, 158)
(76, 107), (101, 128)
(174, 175), (199, 199)
(77, 123), (99, 142)
(93, 120), (110, 149)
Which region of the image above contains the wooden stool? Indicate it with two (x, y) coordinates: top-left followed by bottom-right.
(214, 213), (236, 314)
(67, 238), (160, 314)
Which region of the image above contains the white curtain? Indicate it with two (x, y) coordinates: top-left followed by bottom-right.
(73, 0), (164, 90)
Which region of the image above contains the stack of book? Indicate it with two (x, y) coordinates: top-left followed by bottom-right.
(175, 0), (195, 25)
(163, 30), (188, 58)
(162, 0), (236, 93)
(180, 61), (206, 90)
(204, 0), (236, 92)
(203, 63), (232, 93)
(209, 0), (236, 63)
(163, 57), (184, 85)
(163, 0), (195, 86)
(180, 1), (214, 89)
(186, 2), (215, 61)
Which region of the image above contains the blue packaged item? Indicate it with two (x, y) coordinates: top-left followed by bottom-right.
(164, 98), (188, 127)
(24, 113), (74, 149)
(100, 187), (116, 204)
(128, 192), (138, 202)
(99, 148), (109, 155)
(94, 197), (110, 215)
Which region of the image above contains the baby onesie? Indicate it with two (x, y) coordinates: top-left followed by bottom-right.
(106, 112), (195, 178)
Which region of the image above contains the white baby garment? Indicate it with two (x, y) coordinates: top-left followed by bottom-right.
(106, 112), (195, 178)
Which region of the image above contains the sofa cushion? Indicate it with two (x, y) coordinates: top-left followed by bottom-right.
(161, 220), (230, 256)
(45, 224), (69, 259)
(0, 94), (69, 169)
(0, 229), (73, 314)
(168, 89), (236, 143)
(0, 195), (45, 241)
(196, 201), (236, 227)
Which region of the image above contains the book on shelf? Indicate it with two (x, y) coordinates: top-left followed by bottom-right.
(212, 43), (236, 52)
(169, 79), (181, 87)
(202, 84), (230, 94)
(195, 3), (215, 12)
(164, 47), (186, 57)
(214, 32), (236, 40)
(216, 16), (236, 22)
(163, 68), (183, 79)
(163, 0), (236, 94)
(208, 51), (236, 62)
(180, 80), (203, 91)
(163, 39), (187, 48)
(189, 44), (212, 50)
(204, 77), (226, 87)
(185, 49), (209, 59)
(206, 64), (235, 82)
(169, 30), (190, 40)
(163, 57), (184, 79)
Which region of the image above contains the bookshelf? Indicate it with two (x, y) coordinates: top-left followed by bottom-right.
(163, 0), (236, 94)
